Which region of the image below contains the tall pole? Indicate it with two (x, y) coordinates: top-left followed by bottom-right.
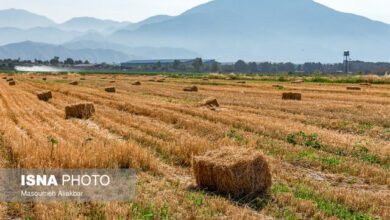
(344, 51), (350, 74)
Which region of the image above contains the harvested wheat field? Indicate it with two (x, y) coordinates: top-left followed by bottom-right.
(0, 73), (389, 219)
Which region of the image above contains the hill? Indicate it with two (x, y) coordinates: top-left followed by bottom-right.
(109, 0), (390, 62)
(0, 41), (131, 63)
(0, 8), (55, 29)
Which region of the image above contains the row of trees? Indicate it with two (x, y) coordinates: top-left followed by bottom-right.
(2, 57), (390, 74)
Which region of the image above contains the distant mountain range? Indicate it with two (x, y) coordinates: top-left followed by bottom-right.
(1, 0), (390, 63)
(0, 41), (200, 62)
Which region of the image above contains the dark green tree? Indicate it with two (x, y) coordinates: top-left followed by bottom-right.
(50, 56), (60, 65)
(211, 62), (219, 73)
(64, 58), (74, 65)
(234, 60), (248, 72)
(192, 58), (203, 73)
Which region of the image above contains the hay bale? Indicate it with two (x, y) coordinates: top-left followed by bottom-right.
(2, 76), (7, 80)
(6, 78), (13, 82)
(347, 87), (361, 90)
(148, 79), (155, 82)
(237, 81), (246, 84)
(202, 97), (219, 107)
(183, 86), (198, 92)
(132, 81), (141, 86)
(65, 103), (95, 119)
(192, 146), (272, 196)
(37, 91), (52, 101)
(42, 77), (47, 81)
(69, 81), (78, 85)
(109, 81), (116, 83)
(105, 87), (116, 93)
(80, 78), (86, 80)
(360, 83), (371, 86)
(30, 76), (34, 79)
(8, 81), (15, 86)
(63, 76), (68, 79)
(202, 78), (209, 81)
(282, 92), (302, 100)
(292, 80), (304, 84)
(156, 79), (165, 82)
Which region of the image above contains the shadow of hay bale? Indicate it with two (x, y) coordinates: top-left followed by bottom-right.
(186, 185), (272, 211)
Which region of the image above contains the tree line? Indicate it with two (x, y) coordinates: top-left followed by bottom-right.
(1, 57), (390, 74)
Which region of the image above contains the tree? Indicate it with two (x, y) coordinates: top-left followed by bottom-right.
(173, 60), (181, 70)
(64, 58), (74, 65)
(248, 62), (258, 73)
(50, 56), (60, 65)
(211, 62), (219, 73)
(192, 58), (203, 73)
(234, 60), (248, 73)
(84, 60), (90, 64)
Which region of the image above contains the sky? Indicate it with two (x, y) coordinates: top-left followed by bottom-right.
(0, 0), (389, 24)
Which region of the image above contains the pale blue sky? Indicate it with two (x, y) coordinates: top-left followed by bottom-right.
(0, 0), (389, 24)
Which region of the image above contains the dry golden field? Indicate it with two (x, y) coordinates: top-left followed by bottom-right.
(0, 72), (389, 219)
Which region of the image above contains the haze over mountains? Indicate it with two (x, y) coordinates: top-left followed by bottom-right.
(1, 0), (390, 63)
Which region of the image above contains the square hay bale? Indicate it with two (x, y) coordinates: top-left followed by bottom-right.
(69, 81), (78, 85)
(6, 78), (13, 82)
(202, 97), (219, 107)
(109, 81), (116, 83)
(347, 87), (361, 90)
(80, 78), (86, 80)
(2, 76), (7, 80)
(65, 103), (95, 119)
(8, 81), (16, 86)
(37, 91), (52, 101)
(183, 86), (198, 92)
(132, 81), (141, 85)
(192, 146), (272, 196)
(42, 77), (47, 81)
(105, 87), (116, 93)
(282, 92), (302, 100)
(156, 79), (165, 82)
(237, 81), (246, 84)
(292, 80), (304, 84)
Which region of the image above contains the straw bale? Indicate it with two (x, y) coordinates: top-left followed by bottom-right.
(282, 92), (302, 100)
(192, 146), (272, 196)
(65, 103), (95, 119)
(183, 86), (198, 92)
(37, 91), (52, 101)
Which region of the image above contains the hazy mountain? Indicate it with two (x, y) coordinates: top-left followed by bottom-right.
(124, 15), (173, 31)
(58, 17), (131, 32)
(0, 41), (131, 63)
(109, 0), (390, 62)
(62, 40), (201, 59)
(0, 27), (83, 46)
(0, 9), (55, 29)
